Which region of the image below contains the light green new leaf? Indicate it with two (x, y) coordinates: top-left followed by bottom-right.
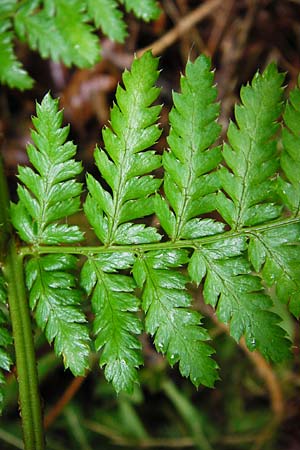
(11, 93), (84, 245)
(157, 55), (223, 241)
(26, 255), (90, 375)
(85, 51), (162, 245)
(0, 274), (13, 413)
(87, 0), (126, 42)
(278, 78), (300, 215)
(120, 0), (161, 21)
(135, 250), (218, 388)
(218, 64), (285, 229)
(200, 238), (291, 361)
(0, 20), (33, 89)
(81, 253), (142, 393)
(249, 224), (300, 318)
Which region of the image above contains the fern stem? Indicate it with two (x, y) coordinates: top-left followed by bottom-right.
(19, 215), (300, 257)
(4, 242), (44, 450)
(0, 155), (10, 257)
(0, 156), (44, 449)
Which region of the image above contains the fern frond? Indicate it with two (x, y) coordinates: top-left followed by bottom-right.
(0, 19), (33, 89)
(26, 255), (90, 375)
(156, 55), (223, 241)
(84, 51), (162, 245)
(217, 64), (285, 229)
(133, 250), (218, 387)
(11, 93), (83, 245)
(81, 253), (142, 393)
(0, 273), (13, 413)
(191, 237), (291, 361)
(87, 0), (126, 42)
(120, 0), (161, 21)
(15, 0), (100, 68)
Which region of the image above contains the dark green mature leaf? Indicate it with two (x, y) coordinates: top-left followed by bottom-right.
(134, 250), (218, 387)
(15, 0), (100, 68)
(120, 0), (161, 21)
(249, 224), (300, 318)
(198, 237), (291, 361)
(278, 78), (300, 215)
(0, 0), (18, 16)
(87, 0), (126, 42)
(218, 64), (285, 229)
(85, 51), (162, 245)
(11, 93), (83, 245)
(0, 19), (33, 89)
(26, 255), (90, 375)
(81, 253), (142, 393)
(156, 55), (223, 241)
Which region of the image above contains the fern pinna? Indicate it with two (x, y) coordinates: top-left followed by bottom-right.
(2, 51), (300, 407)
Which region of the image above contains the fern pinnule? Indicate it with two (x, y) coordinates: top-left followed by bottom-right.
(0, 17), (33, 90)
(84, 51), (162, 246)
(81, 253), (142, 393)
(248, 223), (300, 319)
(11, 93), (83, 245)
(87, 0), (126, 42)
(26, 255), (90, 375)
(133, 249), (218, 387)
(197, 237), (291, 361)
(217, 64), (285, 229)
(121, 0), (161, 21)
(155, 54), (224, 241)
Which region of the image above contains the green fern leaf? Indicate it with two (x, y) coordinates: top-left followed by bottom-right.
(15, 0), (100, 68)
(134, 250), (218, 388)
(217, 64), (285, 229)
(84, 51), (162, 245)
(87, 0), (126, 42)
(26, 255), (90, 375)
(0, 274), (13, 413)
(0, 20), (33, 89)
(156, 55), (224, 241)
(81, 253), (142, 393)
(11, 93), (83, 245)
(278, 78), (300, 215)
(120, 0), (161, 21)
(198, 237), (291, 361)
(0, 0), (18, 16)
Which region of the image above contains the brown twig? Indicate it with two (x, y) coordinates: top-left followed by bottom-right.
(163, 0), (206, 61)
(137, 0), (223, 57)
(44, 376), (86, 429)
(207, 0), (235, 56)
